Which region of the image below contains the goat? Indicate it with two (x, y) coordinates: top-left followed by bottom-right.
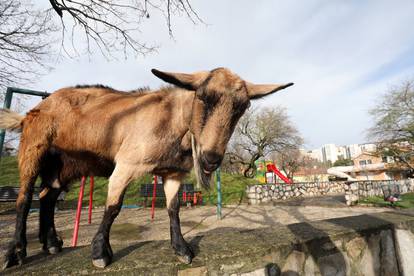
(0, 67), (293, 269)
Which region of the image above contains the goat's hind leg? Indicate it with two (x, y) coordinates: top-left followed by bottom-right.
(38, 154), (65, 255)
(39, 185), (63, 254)
(2, 114), (51, 270)
(3, 157), (44, 269)
(164, 176), (194, 264)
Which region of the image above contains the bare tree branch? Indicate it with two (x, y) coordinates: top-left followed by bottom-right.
(368, 79), (414, 172)
(0, 1), (57, 95)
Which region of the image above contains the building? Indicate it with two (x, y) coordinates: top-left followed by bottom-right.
(327, 151), (410, 181)
(302, 143), (377, 163)
(293, 167), (329, 182)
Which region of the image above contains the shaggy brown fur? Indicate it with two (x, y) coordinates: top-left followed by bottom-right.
(1, 67), (293, 269)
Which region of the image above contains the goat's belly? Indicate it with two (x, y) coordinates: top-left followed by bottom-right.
(47, 146), (115, 180)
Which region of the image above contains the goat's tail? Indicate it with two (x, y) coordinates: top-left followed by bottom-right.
(0, 109), (24, 131)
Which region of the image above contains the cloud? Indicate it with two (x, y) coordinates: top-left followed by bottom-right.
(22, 0), (414, 149)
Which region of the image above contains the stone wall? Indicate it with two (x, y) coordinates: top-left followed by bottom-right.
(246, 181), (347, 205)
(6, 212), (414, 275)
(246, 179), (414, 206)
(345, 179), (414, 206)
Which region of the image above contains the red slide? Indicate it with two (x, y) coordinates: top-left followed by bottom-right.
(266, 164), (292, 184)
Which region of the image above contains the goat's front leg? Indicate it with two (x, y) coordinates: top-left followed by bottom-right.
(91, 164), (135, 268)
(164, 177), (194, 264)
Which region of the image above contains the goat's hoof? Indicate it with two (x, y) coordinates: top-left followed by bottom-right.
(176, 254), (192, 264)
(42, 235), (63, 255)
(174, 242), (194, 264)
(92, 258), (110, 268)
(2, 246), (26, 270)
(91, 234), (112, 268)
(47, 246), (62, 255)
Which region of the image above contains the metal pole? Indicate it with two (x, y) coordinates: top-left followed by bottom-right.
(151, 175), (157, 221)
(72, 176), (86, 247)
(0, 88), (13, 158)
(88, 176), (94, 224)
(216, 167), (222, 220)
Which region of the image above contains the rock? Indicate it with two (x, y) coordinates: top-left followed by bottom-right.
(238, 267), (270, 276)
(178, 266), (208, 276)
(395, 229), (414, 275)
(318, 253), (349, 276)
(360, 234), (381, 276)
(282, 250), (305, 274)
(350, 184), (359, 191)
(380, 230), (399, 276)
(304, 256), (320, 276)
(220, 262), (245, 273)
(345, 236), (366, 260)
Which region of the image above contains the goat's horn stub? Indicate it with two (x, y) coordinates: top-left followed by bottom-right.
(151, 69), (209, 91)
(246, 82), (294, 100)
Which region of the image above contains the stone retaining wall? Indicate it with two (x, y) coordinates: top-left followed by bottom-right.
(246, 179), (414, 206)
(246, 181), (347, 205)
(345, 179), (414, 206)
(8, 212), (414, 275)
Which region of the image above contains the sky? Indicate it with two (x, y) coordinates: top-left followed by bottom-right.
(19, 0), (414, 149)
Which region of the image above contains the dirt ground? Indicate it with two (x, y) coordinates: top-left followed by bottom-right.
(0, 196), (388, 260)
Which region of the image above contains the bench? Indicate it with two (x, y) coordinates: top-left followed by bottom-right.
(381, 183), (401, 204)
(139, 183), (202, 206)
(0, 186), (65, 203)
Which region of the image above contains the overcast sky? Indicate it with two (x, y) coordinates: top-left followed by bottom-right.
(22, 1), (414, 149)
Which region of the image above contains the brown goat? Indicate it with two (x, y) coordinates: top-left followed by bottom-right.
(0, 67), (293, 269)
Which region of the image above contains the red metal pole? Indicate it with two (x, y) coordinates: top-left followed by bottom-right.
(151, 175), (157, 221)
(88, 176), (94, 224)
(72, 176), (86, 247)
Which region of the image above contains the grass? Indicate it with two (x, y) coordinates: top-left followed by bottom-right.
(359, 193), (414, 208)
(0, 156), (260, 207)
(0, 156), (20, 186)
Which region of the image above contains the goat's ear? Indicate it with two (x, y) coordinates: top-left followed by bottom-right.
(246, 82), (294, 99)
(151, 69), (209, 91)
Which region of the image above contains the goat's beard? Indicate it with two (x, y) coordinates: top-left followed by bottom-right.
(191, 134), (212, 190)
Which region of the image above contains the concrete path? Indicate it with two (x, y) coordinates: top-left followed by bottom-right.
(0, 196), (386, 259)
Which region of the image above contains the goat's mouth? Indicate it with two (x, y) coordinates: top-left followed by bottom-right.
(203, 169), (213, 175)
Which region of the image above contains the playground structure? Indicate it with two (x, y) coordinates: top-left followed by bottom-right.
(266, 164), (292, 184)
(255, 160), (292, 184)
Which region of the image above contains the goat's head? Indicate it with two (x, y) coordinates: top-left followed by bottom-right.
(152, 67), (293, 188)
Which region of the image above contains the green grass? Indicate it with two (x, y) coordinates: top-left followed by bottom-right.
(0, 156), (20, 186)
(0, 156), (260, 207)
(359, 193), (414, 208)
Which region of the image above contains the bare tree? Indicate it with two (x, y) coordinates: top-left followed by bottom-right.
(0, 0), (202, 100)
(270, 148), (302, 180)
(0, 1), (57, 95)
(48, 0), (202, 57)
(368, 79), (414, 170)
(227, 107), (303, 178)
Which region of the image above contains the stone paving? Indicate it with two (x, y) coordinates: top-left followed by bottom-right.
(0, 196), (387, 259)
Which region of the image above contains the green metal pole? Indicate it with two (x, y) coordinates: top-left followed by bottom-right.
(216, 167), (222, 220)
(0, 88), (13, 158)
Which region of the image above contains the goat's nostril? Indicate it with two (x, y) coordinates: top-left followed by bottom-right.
(204, 151), (221, 165)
